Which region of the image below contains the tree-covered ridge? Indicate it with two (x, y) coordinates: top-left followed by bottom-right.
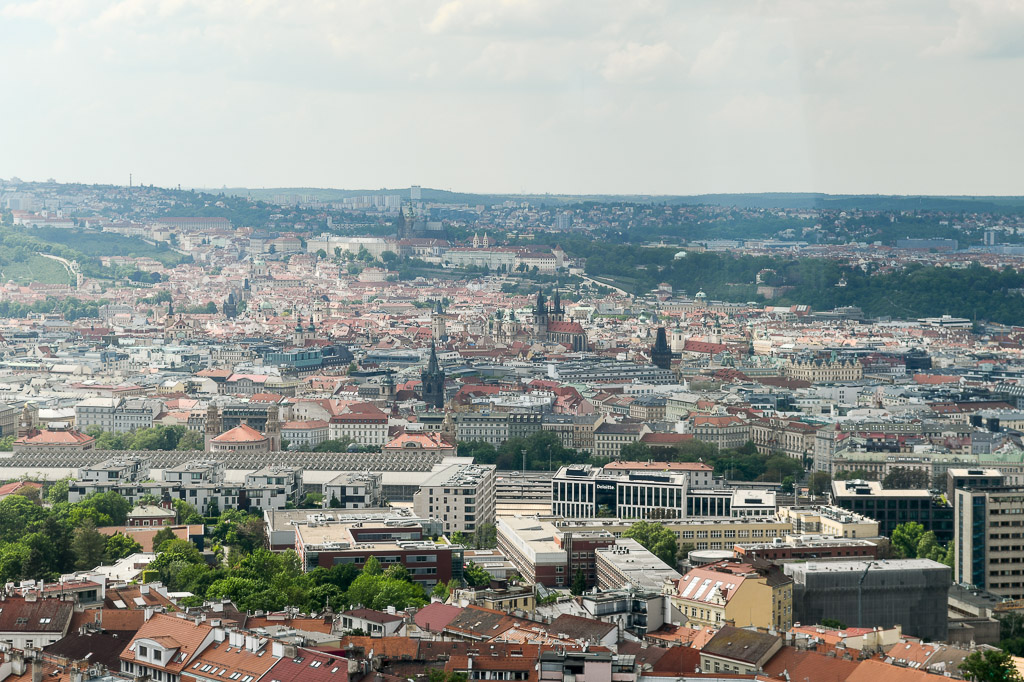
(0, 226), (189, 284)
(548, 234), (1024, 324)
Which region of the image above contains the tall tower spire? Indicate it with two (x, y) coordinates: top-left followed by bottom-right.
(421, 341), (445, 409)
(652, 327), (672, 370)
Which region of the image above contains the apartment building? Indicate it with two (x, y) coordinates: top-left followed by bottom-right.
(592, 422), (651, 459)
(323, 472), (383, 509)
(455, 411), (509, 447)
(670, 559), (793, 631)
(328, 406), (389, 446)
(691, 414), (750, 450)
(412, 463), (496, 534)
(75, 397), (159, 433)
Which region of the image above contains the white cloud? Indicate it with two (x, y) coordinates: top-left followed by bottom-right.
(933, 0), (1024, 58)
(0, 0), (1020, 194)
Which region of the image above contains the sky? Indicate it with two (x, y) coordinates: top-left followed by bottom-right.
(1, 0), (1022, 196)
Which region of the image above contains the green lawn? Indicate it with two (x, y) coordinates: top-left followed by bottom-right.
(0, 254), (74, 285)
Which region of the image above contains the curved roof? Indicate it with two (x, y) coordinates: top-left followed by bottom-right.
(212, 424), (267, 443)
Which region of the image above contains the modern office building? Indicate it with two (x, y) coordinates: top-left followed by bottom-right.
(734, 536), (879, 562)
(293, 517), (460, 587)
(496, 515), (615, 588)
(954, 486), (1024, 598)
(552, 464), (775, 520)
(946, 468), (1005, 499)
(594, 538), (682, 592)
(831, 479), (954, 542)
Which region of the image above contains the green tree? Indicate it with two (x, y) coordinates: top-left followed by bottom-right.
(79, 491), (131, 525)
(809, 471), (832, 496)
(464, 561), (491, 588)
(71, 520), (108, 570)
(624, 521), (680, 567)
(363, 556), (382, 575)
(428, 670), (468, 682)
(781, 476), (795, 494)
(0, 542), (31, 583)
(104, 533), (143, 563)
(472, 523), (497, 549)
(176, 430), (205, 451)
(959, 649), (1023, 682)
(883, 467), (931, 489)
(45, 478), (71, 505)
(891, 521), (925, 559)
(821, 618), (847, 629)
(152, 527), (179, 553)
(384, 564), (412, 583)
(570, 568), (586, 596)
(173, 499), (203, 524)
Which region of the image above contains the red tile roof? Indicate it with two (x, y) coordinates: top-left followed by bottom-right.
(212, 424), (267, 443)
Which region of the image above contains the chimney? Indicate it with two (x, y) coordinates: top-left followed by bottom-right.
(11, 650), (26, 676)
(32, 658), (42, 682)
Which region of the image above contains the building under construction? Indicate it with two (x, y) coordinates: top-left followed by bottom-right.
(784, 559), (951, 642)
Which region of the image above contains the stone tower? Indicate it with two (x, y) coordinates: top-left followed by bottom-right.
(534, 290), (548, 339)
(421, 341), (446, 409)
(652, 327), (672, 370)
(204, 404), (221, 451)
(266, 404), (281, 451)
(551, 288), (564, 323)
(431, 299), (448, 342)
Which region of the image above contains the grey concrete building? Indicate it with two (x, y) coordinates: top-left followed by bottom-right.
(784, 559), (951, 641)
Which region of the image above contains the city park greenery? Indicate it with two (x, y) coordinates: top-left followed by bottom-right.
(537, 233), (1024, 325)
(457, 431), (804, 483)
(0, 486), (499, 614)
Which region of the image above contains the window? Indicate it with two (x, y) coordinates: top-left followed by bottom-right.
(138, 645), (148, 657)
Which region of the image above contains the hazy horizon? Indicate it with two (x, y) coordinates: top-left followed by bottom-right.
(2, 1), (1022, 196)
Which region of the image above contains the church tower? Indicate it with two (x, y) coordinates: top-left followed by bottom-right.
(421, 341), (446, 409)
(431, 299), (448, 342)
(551, 288), (564, 322)
(204, 404), (221, 451)
(266, 404), (281, 451)
(534, 290), (548, 339)
(652, 327), (672, 370)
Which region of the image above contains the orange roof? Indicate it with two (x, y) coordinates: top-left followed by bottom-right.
(15, 429), (94, 445)
(122, 613), (214, 673)
(243, 615), (333, 634)
(0, 480), (43, 496)
(383, 432), (455, 450)
(845, 658), (934, 682)
(605, 459), (708, 471)
(185, 638), (278, 680)
(212, 424), (267, 443)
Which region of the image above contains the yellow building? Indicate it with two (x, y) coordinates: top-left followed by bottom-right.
(776, 505), (880, 538)
(550, 516), (791, 552)
(785, 358), (863, 382)
(669, 558), (793, 631)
